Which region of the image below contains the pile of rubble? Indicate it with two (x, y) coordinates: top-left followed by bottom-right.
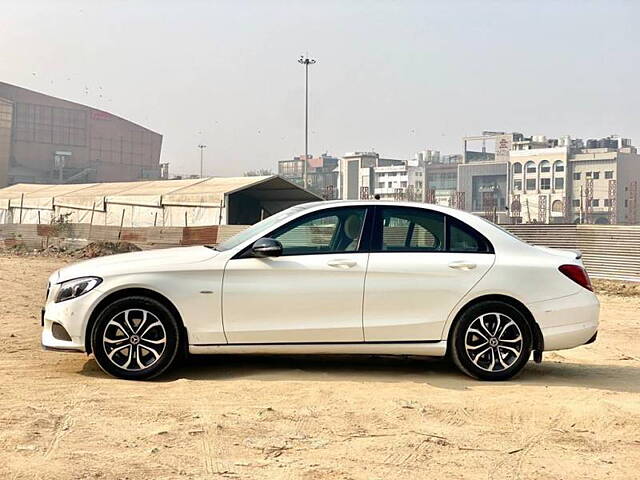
(592, 278), (640, 297)
(0, 241), (142, 259)
(73, 241), (142, 258)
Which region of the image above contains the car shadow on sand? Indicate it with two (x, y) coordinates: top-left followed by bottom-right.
(80, 354), (640, 393)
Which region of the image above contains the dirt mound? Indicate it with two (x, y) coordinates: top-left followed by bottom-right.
(592, 279), (640, 297)
(0, 242), (68, 258)
(74, 241), (142, 258)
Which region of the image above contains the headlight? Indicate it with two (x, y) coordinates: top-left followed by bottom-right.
(55, 277), (102, 303)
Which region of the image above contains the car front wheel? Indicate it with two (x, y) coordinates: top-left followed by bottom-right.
(91, 296), (181, 380)
(450, 301), (533, 381)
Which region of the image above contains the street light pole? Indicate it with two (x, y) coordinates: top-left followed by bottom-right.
(198, 144), (207, 178)
(298, 55), (316, 188)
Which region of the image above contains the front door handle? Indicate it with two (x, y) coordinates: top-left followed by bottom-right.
(327, 259), (357, 269)
(448, 261), (477, 270)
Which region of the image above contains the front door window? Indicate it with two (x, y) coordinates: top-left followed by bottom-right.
(271, 207), (367, 256)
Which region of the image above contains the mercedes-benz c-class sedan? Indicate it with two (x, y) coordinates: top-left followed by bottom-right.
(41, 200), (599, 381)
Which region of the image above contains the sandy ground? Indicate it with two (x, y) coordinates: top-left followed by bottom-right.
(1, 255), (639, 480)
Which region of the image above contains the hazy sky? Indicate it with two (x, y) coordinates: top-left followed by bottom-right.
(2, 0), (639, 177)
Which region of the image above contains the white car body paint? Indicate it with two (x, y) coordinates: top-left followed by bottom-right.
(41, 200), (599, 361)
(223, 252), (369, 343)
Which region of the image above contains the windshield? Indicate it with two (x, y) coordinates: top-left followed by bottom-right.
(215, 204), (312, 251)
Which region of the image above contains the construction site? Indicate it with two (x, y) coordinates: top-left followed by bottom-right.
(1, 96), (640, 480)
(0, 254), (639, 479)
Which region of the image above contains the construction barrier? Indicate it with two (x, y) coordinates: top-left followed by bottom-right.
(0, 223), (249, 251)
(503, 224), (640, 282)
(2, 221), (638, 282)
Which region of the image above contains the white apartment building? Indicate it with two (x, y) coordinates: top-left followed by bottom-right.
(509, 136), (640, 224)
(339, 152), (405, 200)
(510, 146), (569, 223)
(569, 145), (639, 224)
(373, 160), (425, 201)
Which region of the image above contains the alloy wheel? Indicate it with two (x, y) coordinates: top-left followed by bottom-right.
(464, 312), (524, 372)
(102, 309), (167, 371)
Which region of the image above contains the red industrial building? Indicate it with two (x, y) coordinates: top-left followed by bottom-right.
(0, 81), (162, 187)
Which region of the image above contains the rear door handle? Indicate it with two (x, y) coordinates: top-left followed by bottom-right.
(327, 259), (357, 269)
(448, 261), (477, 270)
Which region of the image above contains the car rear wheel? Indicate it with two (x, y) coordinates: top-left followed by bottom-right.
(91, 296), (181, 380)
(450, 301), (532, 381)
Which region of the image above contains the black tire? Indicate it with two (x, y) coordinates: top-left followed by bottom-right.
(91, 296), (181, 380)
(450, 301), (533, 381)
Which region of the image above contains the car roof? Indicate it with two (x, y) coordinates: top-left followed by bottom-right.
(299, 199), (472, 218)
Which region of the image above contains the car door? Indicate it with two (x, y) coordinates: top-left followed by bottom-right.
(222, 206), (370, 343)
(363, 206), (495, 341)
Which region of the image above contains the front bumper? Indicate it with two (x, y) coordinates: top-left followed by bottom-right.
(527, 288), (600, 351)
(41, 321), (85, 352)
(41, 287), (104, 354)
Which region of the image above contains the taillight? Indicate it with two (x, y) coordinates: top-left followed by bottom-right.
(559, 264), (593, 291)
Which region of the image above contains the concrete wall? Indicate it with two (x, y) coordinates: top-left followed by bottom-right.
(0, 223), (247, 250)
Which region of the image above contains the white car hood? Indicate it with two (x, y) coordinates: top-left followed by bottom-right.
(53, 246), (219, 283)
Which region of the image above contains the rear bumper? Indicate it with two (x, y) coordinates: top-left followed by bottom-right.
(527, 288), (599, 351)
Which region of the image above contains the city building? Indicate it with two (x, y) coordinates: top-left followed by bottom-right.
(415, 149), (441, 164)
(457, 131), (640, 224)
(0, 81), (162, 187)
(509, 144), (569, 223)
(510, 136), (640, 224)
(456, 132), (517, 222)
(372, 159), (425, 201)
(457, 161), (510, 223)
(339, 152), (405, 200)
(424, 154), (462, 206)
(339, 150), (462, 204)
(278, 153), (339, 198)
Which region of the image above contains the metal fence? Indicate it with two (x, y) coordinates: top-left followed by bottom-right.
(503, 224), (640, 282)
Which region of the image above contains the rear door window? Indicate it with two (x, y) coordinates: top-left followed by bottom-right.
(447, 218), (492, 253)
(377, 207), (445, 252)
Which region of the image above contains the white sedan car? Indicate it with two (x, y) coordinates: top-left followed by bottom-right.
(42, 200), (599, 381)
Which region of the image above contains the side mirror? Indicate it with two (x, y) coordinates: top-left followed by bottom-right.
(251, 238), (283, 258)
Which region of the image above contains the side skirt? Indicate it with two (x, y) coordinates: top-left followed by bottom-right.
(189, 341), (448, 357)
